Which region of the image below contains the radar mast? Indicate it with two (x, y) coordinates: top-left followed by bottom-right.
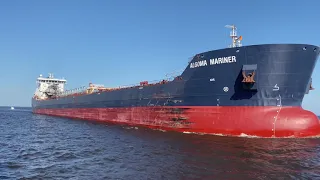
(225, 24), (242, 48)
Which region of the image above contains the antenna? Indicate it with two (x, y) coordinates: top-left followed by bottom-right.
(225, 24), (242, 48)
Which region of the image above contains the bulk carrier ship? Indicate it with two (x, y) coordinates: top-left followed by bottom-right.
(32, 25), (320, 138)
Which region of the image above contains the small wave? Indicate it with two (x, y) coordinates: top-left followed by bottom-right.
(5, 161), (24, 169)
(238, 133), (260, 138)
(55, 152), (78, 160)
(0, 176), (12, 180)
(123, 126), (139, 130)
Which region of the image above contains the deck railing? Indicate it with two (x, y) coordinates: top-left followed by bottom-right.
(41, 72), (184, 100)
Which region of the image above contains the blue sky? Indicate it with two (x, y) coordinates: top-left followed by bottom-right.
(0, 0), (319, 114)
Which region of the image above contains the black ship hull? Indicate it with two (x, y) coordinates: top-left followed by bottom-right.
(32, 44), (320, 138)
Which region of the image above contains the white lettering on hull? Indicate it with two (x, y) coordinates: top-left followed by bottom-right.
(189, 60), (207, 68)
(189, 56), (236, 69)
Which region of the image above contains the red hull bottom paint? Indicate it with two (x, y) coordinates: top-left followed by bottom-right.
(33, 106), (320, 138)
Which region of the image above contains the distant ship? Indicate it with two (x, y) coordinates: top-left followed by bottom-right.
(10, 107), (14, 110)
(31, 25), (320, 138)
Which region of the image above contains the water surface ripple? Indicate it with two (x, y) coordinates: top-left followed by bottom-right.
(0, 108), (319, 179)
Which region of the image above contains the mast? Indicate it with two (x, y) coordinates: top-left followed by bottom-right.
(225, 24), (242, 48)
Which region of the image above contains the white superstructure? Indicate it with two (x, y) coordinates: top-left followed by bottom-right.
(33, 73), (67, 99)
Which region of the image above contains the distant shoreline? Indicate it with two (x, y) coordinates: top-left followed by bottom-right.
(0, 106), (31, 109)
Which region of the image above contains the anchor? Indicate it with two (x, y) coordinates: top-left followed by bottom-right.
(242, 70), (256, 83)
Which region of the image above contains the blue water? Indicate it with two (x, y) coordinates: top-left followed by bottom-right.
(1, 107), (320, 179)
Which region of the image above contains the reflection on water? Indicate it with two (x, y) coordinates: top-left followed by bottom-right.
(0, 107), (319, 179)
